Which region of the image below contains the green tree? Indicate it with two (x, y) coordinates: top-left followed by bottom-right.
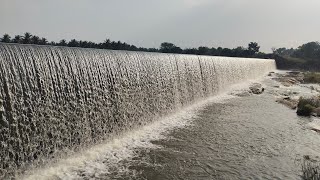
(12, 35), (22, 43)
(0, 34), (11, 43)
(68, 39), (79, 47)
(22, 32), (32, 44)
(160, 42), (182, 53)
(39, 38), (47, 45)
(248, 42), (260, 55)
(31, 35), (40, 44)
(58, 39), (67, 46)
(198, 46), (210, 55)
(293, 42), (320, 60)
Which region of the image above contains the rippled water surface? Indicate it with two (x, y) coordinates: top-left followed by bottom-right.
(104, 79), (320, 180)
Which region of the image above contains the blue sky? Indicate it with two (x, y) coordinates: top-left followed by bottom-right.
(1, 0), (319, 52)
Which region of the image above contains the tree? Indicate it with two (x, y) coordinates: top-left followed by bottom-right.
(68, 39), (79, 47)
(183, 48), (198, 54)
(39, 38), (47, 45)
(58, 39), (67, 46)
(293, 42), (320, 60)
(248, 42), (260, 55)
(221, 48), (233, 57)
(0, 34), (11, 43)
(198, 46), (210, 55)
(12, 35), (22, 43)
(22, 32), (32, 44)
(233, 46), (246, 57)
(160, 42), (182, 53)
(31, 35), (40, 44)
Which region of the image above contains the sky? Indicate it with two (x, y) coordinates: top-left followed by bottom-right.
(0, 0), (319, 52)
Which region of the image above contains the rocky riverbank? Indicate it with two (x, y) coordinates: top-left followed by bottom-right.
(270, 71), (320, 135)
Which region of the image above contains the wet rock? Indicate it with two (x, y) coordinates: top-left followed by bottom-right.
(288, 71), (301, 75)
(273, 71), (304, 87)
(313, 108), (320, 116)
(276, 97), (299, 109)
(309, 121), (320, 132)
(249, 83), (264, 94)
(231, 90), (252, 97)
(282, 82), (292, 87)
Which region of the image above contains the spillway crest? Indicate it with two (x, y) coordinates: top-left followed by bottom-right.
(0, 43), (276, 177)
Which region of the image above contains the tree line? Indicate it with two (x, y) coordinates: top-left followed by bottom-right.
(272, 42), (320, 71)
(0, 32), (262, 58)
(272, 42), (320, 61)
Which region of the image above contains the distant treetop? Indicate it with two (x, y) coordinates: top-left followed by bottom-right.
(0, 32), (267, 59)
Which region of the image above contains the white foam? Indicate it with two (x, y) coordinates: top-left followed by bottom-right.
(20, 80), (260, 180)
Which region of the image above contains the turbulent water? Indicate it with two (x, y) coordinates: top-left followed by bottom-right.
(0, 43), (275, 178)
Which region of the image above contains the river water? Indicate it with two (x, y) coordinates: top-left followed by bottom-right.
(21, 75), (320, 180)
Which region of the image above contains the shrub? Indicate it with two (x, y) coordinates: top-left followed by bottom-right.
(302, 157), (320, 180)
(304, 72), (320, 84)
(297, 98), (317, 116)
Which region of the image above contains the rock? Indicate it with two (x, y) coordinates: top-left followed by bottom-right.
(288, 71), (301, 75)
(276, 98), (299, 109)
(283, 96), (291, 100)
(231, 90), (252, 97)
(273, 85), (280, 88)
(282, 82), (293, 87)
(273, 71), (304, 87)
(313, 107), (320, 116)
(249, 83), (264, 94)
(308, 119), (320, 133)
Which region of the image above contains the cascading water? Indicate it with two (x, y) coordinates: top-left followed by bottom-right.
(0, 43), (276, 178)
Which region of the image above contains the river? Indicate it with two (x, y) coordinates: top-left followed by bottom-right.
(21, 74), (320, 180)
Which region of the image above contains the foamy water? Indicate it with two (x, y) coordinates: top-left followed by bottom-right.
(20, 88), (248, 180)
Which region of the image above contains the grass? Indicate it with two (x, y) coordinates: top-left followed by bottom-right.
(304, 72), (320, 84)
(302, 157), (320, 180)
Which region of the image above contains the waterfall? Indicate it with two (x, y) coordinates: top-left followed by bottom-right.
(0, 43), (276, 177)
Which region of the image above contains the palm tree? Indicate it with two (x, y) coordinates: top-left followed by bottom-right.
(58, 39), (67, 46)
(68, 39), (79, 47)
(12, 35), (22, 43)
(31, 35), (40, 44)
(22, 32), (32, 44)
(39, 38), (47, 45)
(0, 34), (11, 43)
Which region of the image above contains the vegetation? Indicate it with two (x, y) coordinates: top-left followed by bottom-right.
(302, 156), (320, 180)
(297, 97), (320, 116)
(303, 72), (320, 84)
(272, 42), (320, 71)
(2, 33), (320, 70)
(0, 32), (266, 58)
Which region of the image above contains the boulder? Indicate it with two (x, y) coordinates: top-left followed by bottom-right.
(249, 83), (264, 94)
